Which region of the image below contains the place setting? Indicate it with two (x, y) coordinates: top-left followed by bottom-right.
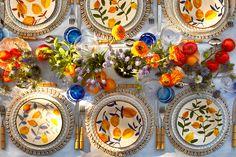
(0, 0), (236, 157)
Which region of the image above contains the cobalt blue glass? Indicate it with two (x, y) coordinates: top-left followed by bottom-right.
(67, 84), (85, 102)
(157, 87), (175, 103)
(0, 28), (4, 41)
(64, 27), (82, 44)
(139, 33), (157, 46)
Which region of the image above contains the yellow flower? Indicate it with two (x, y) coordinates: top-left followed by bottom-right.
(64, 63), (76, 77)
(111, 25), (125, 40)
(213, 128), (219, 136)
(130, 2), (137, 9)
(185, 132), (194, 143)
(108, 18), (116, 28)
(131, 41), (149, 58)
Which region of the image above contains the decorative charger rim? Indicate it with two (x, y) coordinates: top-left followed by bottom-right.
(161, 0), (236, 39)
(164, 88), (231, 156)
(4, 0), (69, 37)
(80, 0), (151, 40)
(5, 87), (74, 155)
(85, 89), (154, 156)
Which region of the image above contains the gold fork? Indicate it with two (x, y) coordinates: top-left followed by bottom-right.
(79, 104), (86, 150)
(159, 106), (165, 150)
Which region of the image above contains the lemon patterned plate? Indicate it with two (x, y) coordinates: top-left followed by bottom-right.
(162, 0), (236, 39)
(6, 88), (74, 155)
(164, 88), (231, 156)
(86, 89), (154, 156)
(80, 0), (151, 39)
(4, 0), (68, 36)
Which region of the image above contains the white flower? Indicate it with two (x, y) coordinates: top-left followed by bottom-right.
(195, 75), (203, 84)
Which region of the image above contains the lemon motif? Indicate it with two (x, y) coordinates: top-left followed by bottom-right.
(205, 10), (217, 20)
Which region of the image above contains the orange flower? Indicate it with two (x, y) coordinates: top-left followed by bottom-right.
(191, 122), (201, 129)
(64, 63), (76, 77)
(160, 73), (173, 87)
(182, 111), (189, 119)
(108, 6), (117, 13)
(208, 107), (217, 114)
(198, 116), (204, 122)
(160, 70), (184, 87)
(170, 69), (184, 85)
(169, 46), (186, 66)
(112, 25), (125, 40)
(131, 41), (149, 58)
(146, 54), (160, 68)
(94, 0), (100, 9)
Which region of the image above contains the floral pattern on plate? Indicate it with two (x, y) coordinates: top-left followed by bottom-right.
(16, 98), (62, 146)
(10, 0), (56, 25)
(179, 0), (225, 28)
(95, 101), (143, 147)
(91, 0), (138, 28)
(177, 98), (222, 145)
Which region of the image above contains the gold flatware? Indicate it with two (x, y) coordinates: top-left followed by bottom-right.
(232, 98), (236, 147)
(159, 106), (165, 150)
(0, 105), (6, 150)
(156, 100), (161, 150)
(74, 102), (80, 150)
(79, 104), (85, 150)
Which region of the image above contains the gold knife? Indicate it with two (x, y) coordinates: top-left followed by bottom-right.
(74, 102), (80, 150)
(0, 105), (6, 150)
(232, 98), (236, 147)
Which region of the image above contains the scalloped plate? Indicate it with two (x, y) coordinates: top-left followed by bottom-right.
(164, 89), (231, 156)
(80, 0), (151, 39)
(4, 0), (68, 36)
(6, 88), (74, 155)
(162, 0), (236, 39)
(86, 90), (154, 156)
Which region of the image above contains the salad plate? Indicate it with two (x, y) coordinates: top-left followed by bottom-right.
(80, 0), (151, 39)
(164, 88), (231, 156)
(4, 0), (68, 36)
(86, 89), (154, 156)
(162, 0), (236, 39)
(6, 87), (74, 155)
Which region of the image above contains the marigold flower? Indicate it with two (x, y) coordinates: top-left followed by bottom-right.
(146, 54), (160, 68)
(111, 25), (125, 40)
(131, 41), (149, 58)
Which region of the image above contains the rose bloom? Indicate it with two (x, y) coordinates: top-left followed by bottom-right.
(146, 54), (160, 68)
(160, 73), (173, 87)
(111, 25), (125, 40)
(169, 45), (186, 66)
(64, 63), (76, 77)
(131, 41), (149, 58)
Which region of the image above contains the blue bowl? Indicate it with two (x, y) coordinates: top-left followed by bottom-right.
(157, 87), (175, 103)
(66, 84), (85, 102)
(139, 33), (157, 46)
(64, 27), (82, 44)
(0, 28), (4, 41)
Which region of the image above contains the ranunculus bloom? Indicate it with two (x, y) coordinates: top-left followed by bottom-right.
(131, 41), (149, 58)
(169, 45), (186, 66)
(111, 25), (125, 40)
(146, 54), (161, 68)
(64, 63), (76, 77)
(160, 70), (184, 87)
(170, 69), (184, 85)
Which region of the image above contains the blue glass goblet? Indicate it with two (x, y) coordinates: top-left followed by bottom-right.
(64, 27), (82, 44)
(157, 87), (175, 103)
(67, 84), (85, 102)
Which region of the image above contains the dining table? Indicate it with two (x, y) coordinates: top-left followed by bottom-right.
(0, 0), (236, 157)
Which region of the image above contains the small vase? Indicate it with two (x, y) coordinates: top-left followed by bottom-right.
(114, 67), (133, 79)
